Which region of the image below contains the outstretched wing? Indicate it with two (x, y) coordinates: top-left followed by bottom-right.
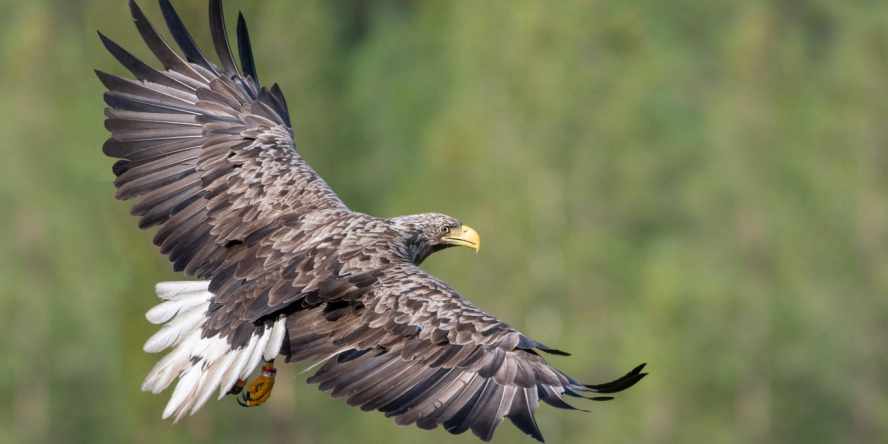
(282, 264), (647, 443)
(99, 1), (348, 309)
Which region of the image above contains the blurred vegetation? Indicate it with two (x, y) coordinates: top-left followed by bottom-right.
(1, 0), (887, 443)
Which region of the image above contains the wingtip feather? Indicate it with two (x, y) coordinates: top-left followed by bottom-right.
(236, 11), (259, 88)
(208, 0), (240, 76)
(158, 0), (218, 74)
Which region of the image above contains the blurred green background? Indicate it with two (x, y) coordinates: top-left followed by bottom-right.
(1, 0), (887, 443)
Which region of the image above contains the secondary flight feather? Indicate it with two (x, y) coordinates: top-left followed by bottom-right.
(97, 1), (647, 441)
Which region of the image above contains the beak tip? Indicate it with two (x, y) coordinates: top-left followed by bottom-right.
(443, 224), (481, 253)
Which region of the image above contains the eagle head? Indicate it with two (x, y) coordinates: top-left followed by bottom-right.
(392, 213), (480, 264)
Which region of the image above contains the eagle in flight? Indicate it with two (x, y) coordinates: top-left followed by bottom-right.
(96, 0), (647, 441)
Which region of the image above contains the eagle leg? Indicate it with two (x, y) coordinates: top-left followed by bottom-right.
(237, 360), (277, 407)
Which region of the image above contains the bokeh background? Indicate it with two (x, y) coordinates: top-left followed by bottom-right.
(1, 0), (887, 443)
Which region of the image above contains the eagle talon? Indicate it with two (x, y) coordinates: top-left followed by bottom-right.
(237, 392), (256, 407)
(227, 379), (247, 396)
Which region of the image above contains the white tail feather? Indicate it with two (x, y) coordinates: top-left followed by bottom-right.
(146, 296), (210, 325)
(246, 331), (272, 378)
(156, 281), (215, 299)
(163, 361), (203, 420)
(264, 319), (287, 361)
(218, 335), (260, 399)
(143, 304), (208, 353)
(142, 281), (286, 421)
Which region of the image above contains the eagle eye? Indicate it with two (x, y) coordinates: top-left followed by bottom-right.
(439, 225), (451, 234)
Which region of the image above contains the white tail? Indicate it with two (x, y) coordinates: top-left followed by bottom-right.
(142, 281), (286, 422)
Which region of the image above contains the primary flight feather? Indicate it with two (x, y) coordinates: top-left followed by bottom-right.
(97, 1), (647, 441)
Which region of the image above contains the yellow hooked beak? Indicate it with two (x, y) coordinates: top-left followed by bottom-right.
(442, 225), (480, 252)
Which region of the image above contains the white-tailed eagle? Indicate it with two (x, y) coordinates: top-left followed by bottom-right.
(96, 1), (647, 441)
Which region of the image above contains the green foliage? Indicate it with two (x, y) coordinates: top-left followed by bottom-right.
(1, 0), (887, 443)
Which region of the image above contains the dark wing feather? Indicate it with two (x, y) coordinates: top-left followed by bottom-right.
(281, 265), (647, 442)
(129, 1), (207, 85)
(208, 0), (240, 77)
(236, 12), (258, 87)
(158, 0), (219, 75)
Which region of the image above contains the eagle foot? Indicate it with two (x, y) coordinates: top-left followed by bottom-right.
(237, 361), (276, 407)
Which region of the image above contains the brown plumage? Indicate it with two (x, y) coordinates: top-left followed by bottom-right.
(97, 1), (646, 441)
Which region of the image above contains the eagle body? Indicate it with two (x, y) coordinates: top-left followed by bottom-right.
(97, 1), (646, 441)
